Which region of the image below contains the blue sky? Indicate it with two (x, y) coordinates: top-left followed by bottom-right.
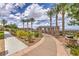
(0, 3), (79, 30)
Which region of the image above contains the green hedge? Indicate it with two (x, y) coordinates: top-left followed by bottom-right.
(0, 31), (4, 39)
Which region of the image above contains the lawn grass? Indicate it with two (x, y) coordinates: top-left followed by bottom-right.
(0, 31), (4, 39)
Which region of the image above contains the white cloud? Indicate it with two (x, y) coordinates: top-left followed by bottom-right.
(0, 3), (50, 26)
(0, 3), (25, 19)
(21, 3), (51, 28)
(23, 3), (49, 19)
(14, 3), (25, 8)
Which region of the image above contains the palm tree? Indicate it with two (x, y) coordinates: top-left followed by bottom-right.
(1, 19), (7, 27)
(21, 19), (27, 30)
(29, 18), (35, 30)
(47, 9), (54, 34)
(26, 19), (30, 30)
(54, 4), (60, 35)
(1, 19), (7, 31)
(58, 3), (69, 35)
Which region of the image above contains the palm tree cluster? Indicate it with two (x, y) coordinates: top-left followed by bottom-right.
(20, 3), (78, 36)
(21, 17), (35, 30)
(1, 3), (79, 36)
(47, 3), (70, 35)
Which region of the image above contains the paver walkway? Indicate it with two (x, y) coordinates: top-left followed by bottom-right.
(23, 34), (57, 56)
(23, 34), (68, 56)
(4, 31), (28, 56)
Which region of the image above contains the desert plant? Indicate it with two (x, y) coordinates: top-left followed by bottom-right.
(33, 32), (40, 37)
(26, 31), (33, 43)
(16, 30), (27, 39)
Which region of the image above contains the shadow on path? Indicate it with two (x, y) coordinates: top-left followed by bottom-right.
(4, 34), (12, 39)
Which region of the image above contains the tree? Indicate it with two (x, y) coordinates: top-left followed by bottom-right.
(21, 19), (27, 30)
(25, 19), (30, 30)
(29, 18), (35, 30)
(68, 3), (79, 25)
(9, 24), (17, 29)
(47, 9), (54, 34)
(54, 4), (60, 35)
(1, 19), (7, 27)
(1, 19), (7, 31)
(58, 3), (69, 35)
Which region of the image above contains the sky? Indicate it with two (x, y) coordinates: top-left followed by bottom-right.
(0, 3), (79, 30)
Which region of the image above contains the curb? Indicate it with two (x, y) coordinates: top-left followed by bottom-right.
(51, 36), (68, 56)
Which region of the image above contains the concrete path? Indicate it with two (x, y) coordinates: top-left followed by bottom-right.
(23, 34), (57, 56)
(4, 31), (28, 56)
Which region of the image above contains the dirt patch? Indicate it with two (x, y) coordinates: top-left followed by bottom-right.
(55, 36), (67, 45)
(18, 37), (43, 46)
(0, 39), (5, 56)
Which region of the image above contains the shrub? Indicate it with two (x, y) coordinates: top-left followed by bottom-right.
(16, 30), (27, 39)
(0, 31), (4, 39)
(13, 30), (42, 43)
(66, 44), (79, 56)
(11, 29), (17, 36)
(70, 46), (79, 56)
(74, 32), (79, 39)
(33, 32), (40, 37)
(26, 31), (33, 43)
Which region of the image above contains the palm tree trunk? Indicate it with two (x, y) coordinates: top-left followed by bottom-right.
(55, 13), (59, 35)
(23, 22), (24, 30)
(62, 10), (65, 35)
(30, 22), (32, 30)
(56, 14), (58, 27)
(50, 16), (53, 34)
(27, 22), (28, 31)
(31, 22), (33, 31)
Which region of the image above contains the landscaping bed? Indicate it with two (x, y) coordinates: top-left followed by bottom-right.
(55, 31), (79, 56)
(10, 29), (43, 46)
(66, 45), (79, 56)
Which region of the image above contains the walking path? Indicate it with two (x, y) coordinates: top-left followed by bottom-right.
(23, 34), (57, 56)
(4, 31), (28, 56)
(23, 34), (68, 56)
(5, 32), (68, 56)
